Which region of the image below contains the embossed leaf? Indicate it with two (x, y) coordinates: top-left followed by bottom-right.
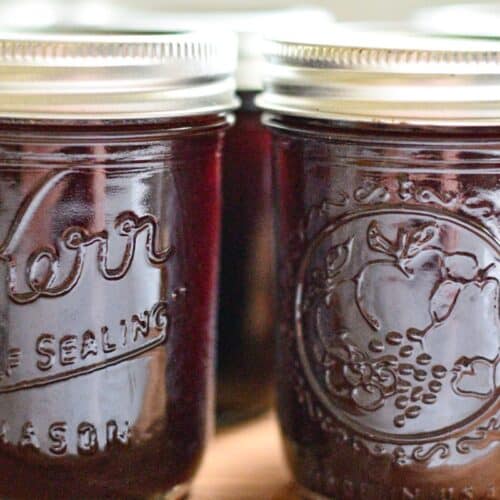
(367, 221), (397, 256)
(405, 223), (439, 258)
(325, 238), (353, 277)
(430, 281), (461, 323)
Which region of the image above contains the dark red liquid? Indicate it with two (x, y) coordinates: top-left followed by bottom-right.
(217, 93), (275, 423)
(268, 114), (500, 499)
(0, 115), (227, 499)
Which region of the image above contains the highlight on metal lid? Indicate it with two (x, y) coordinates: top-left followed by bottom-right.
(113, 5), (335, 92)
(256, 27), (500, 125)
(0, 29), (238, 120)
(0, 0), (334, 92)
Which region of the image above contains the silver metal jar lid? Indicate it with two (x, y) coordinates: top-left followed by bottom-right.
(256, 28), (500, 126)
(0, 30), (238, 120)
(125, 6), (335, 92)
(0, 0), (334, 93)
(413, 4), (500, 39)
(103, 4), (335, 92)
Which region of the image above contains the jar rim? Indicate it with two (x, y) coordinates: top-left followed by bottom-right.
(0, 29), (238, 120)
(0, 0), (334, 93)
(256, 26), (500, 126)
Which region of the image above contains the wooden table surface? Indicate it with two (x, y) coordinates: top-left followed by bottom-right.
(192, 412), (298, 500)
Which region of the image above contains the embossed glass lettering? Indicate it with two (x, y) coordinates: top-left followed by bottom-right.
(36, 334), (55, 371)
(0, 421), (8, 444)
(106, 420), (130, 448)
(0, 347), (21, 379)
(48, 422), (68, 455)
(19, 422), (40, 451)
(81, 331), (98, 359)
(0, 171), (173, 305)
(59, 335), (78, 365)
(77, 422), (98, 456)
(101, 327), (117, 353)
(4, 300), (170, 394)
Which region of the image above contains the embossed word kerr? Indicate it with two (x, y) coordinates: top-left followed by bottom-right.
(0, 171), (173, 394)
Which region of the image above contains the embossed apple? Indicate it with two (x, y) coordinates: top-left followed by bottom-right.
(354, 221), (488, 336)
(354, 222), (446, 334)
(311, 222), (451, 357)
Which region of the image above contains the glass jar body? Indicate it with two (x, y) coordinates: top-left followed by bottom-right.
(268, 114), (499, 499)
(217, 92), (275, 423)
(0, 115), (227, 499)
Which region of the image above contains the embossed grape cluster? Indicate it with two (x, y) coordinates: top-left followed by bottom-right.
(368, 328), (448, 428)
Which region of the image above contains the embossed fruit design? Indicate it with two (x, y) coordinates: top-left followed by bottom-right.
(318, 329), (398, 412)
(356, 221), (486, 334)
(299, 212), (499, 436)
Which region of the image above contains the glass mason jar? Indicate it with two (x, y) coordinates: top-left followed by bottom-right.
(0, 31), (237, 499)
(258, 31), (500, 499)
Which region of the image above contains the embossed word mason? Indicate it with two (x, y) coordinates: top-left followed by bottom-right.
(297, 473), (497, 500)
(0, 418), (131, 456)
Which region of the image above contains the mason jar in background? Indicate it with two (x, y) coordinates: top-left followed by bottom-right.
(258, 30), (500, 499)
(86, 2), (335, 424)
(193, 6), (335, 424)
(0, 31), (236, 499)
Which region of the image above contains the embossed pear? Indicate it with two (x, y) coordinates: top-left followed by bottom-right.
(452, 355), (499, 399)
